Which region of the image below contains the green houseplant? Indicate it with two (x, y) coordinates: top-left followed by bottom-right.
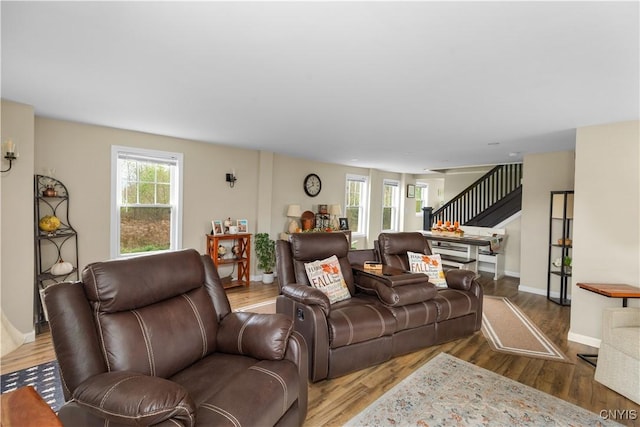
(255, 232), (276, 283)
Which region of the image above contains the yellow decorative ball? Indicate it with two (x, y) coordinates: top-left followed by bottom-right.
(39, 215), (61, 232)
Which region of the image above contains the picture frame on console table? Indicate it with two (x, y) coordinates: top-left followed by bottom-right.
(237, 219), (248, 233)
(212, 220), (223, 235)
(339, 217), (349, 230)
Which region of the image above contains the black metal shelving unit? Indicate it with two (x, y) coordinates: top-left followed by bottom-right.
(547, 190), (573, 306)
(34, 175), (79, 333)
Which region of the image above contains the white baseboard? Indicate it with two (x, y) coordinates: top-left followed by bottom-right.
(504, 269), (520, 278)
(24, 330), (36, 344)
(568, 330), (601, 349)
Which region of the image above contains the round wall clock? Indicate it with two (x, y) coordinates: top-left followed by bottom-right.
(303, 173), (322, 197)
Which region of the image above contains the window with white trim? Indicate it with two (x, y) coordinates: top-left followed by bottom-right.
(382, 179), (400, 231)
(415, 183), (428, 215)
(111, 146), (183, 258)
(345, 174), (368, 235)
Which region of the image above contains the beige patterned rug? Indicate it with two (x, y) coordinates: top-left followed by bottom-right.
(482, 296), (571, 363)
(345, 352), (619, 426)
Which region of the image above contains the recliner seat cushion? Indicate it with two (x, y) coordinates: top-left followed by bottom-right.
(433, 289), (478, 322)
(328, 298), (396, 348)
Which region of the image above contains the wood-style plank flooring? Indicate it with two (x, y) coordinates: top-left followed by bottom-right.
(2, 274), (639, 426)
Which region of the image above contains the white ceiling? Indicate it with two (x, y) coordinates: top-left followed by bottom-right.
(2, 1), (638, 174)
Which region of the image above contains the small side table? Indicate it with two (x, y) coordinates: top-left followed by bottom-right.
(1, 386), (62, 427)
(576, 282), (640, 366)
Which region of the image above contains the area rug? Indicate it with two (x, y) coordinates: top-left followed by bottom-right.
(482, 296), (571, 363)
(345, 352), (619, 426)
(234, 298), (276, 314)
(1, 360), (64, 412)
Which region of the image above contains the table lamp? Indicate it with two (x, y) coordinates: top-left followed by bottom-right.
(287, 204), (302, 233)
(329, 204), (342, 230)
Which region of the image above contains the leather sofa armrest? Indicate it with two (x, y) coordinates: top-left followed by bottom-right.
(444, 269), (476, 291)
(281, 283), (331, 315)
(217, 312), (293, 360)
(73, 371), (195, 426)
(356, 273), (437, 306)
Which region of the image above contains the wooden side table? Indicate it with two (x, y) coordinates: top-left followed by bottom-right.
(205, 233), (251, 289)
(1, 386), (62, 427)
(576, 282), (640, 366)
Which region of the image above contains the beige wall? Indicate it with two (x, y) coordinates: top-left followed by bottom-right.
(519, 151), (575, 295)
(569, 120), (639, 346)
(1, 101), (35, 343)
(34, 118), (261, 268)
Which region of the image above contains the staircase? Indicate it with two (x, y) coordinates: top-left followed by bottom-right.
(423, 164), (523, 230)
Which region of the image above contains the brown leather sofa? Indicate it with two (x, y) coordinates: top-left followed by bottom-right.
(44, 249), (307, 426)
(276, 232), (482, 383)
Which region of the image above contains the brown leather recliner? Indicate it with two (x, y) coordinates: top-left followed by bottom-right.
(44, 249), (307, 427)
(377, 232), (484, 341)
(276, 232), (481, 383)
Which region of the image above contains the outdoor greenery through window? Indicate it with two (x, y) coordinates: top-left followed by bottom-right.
(382, 179), (399, 231)
(415, 183), (428, 214)
(345, 174), (368, 235)
(112, 146), (183, 258)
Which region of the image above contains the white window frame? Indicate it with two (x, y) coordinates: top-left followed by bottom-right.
(344, 174), (369, 236)
(382, 179), (400, 232)
(415, 183), (429, 215)
(110, 145), (183, 259)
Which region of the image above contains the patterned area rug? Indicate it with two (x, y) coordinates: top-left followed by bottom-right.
(1, 360), (64, 412)
(346, 352), (619, 426)
(482, 296), (571, 363)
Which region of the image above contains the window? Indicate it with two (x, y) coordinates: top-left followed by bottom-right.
(345, 174), (368, 235)
(111, 146), (183, 258)
(415, 183), (428, 215)
(382, 179), (400, 231)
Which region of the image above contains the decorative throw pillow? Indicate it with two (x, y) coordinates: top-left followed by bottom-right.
(407, 251), (448, 288)
(304, 255), (351, 303)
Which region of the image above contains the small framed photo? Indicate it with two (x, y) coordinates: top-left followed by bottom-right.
(407, 184), (415, 198)
(237, 219), (248, 233)
(339, 217), (349, 231)
(212, 220), (223, 235)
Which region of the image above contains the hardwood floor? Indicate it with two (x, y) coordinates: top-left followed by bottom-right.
(3, 275), (639, 426)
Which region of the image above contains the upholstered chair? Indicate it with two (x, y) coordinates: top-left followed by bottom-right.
(45, 249), (308, 426)
(594, 307), (640, 404)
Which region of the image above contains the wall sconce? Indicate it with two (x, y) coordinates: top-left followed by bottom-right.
(225, 170), (237, 188)
(286, 204), (302, 233)
(1, 139), (18, 173)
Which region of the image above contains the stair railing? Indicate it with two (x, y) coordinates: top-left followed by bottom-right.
(427, 163), (523, 227)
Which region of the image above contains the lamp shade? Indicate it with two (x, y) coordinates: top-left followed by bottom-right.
(329, 204), (342, 216)
(287, 204), (302, 217)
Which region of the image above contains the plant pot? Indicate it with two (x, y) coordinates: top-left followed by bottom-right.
(262, 272), (275, 284)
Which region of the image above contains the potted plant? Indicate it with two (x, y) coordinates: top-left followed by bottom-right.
(563, 256), (572, 274)
(255, 232), (276, 284)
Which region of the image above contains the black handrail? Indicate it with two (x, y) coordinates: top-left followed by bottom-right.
(424, 163), (523, 228)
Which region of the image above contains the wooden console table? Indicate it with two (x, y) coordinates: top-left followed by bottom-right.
(205, 233), (251, 289)
(577, 282), (640, 307)
(1, 386), (62, 427)
(575, 282), (640, 367)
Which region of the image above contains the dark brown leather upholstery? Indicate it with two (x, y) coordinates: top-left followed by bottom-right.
(276, 232), (481, 382)
(378, 232), (484, 338)
(45, 249), (307, 426)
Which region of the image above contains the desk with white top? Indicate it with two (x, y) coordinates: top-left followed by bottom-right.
(422, 231), (504, 279)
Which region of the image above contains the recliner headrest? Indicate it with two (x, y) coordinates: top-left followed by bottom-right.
(290, 232), (350, 261)
(83, 249), (205, 313)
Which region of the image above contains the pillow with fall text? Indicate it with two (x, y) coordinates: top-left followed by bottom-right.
(407, 252), (448, 288)
(304, 255), (351, 303)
